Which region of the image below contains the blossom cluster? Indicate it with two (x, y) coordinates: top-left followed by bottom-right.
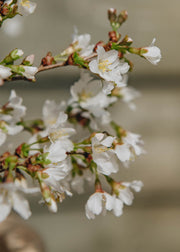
(0, 7), (161, 222)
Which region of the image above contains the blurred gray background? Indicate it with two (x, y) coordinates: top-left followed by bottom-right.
(0, 0), (180, 251)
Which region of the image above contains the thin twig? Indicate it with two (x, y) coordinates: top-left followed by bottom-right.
(3, 52), (98, 84)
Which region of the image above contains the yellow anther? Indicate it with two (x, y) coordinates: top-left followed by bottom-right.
(21, 0), (30, 8)
(95, 145), (108, 153)
(47, 118), (57, 126)
(98, 59), (112, 72)
(79, 90), (92, 101)
(50, 129), (68, 141)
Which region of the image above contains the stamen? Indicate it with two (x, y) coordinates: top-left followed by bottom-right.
(21, 0), (31, 8)
(98, 60), (112, 72)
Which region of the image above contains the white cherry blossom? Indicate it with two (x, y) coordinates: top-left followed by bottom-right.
(0, 121), (23, 146)
(141, 38), (161, 65)
(91, 133), (119, 175)
(89, 46), (129, 86)
(21, 65), (38, 80)
(43, 100), (67, 129)
(115, 180), (143, 206)
(0, 182), (39, 222)
(70, 72), (117, 125)
(122, 180), (144, 192)
(114, 131), (145, 164)
(43, 158), (72, 193)
(85, 192), (123, 219)
(72, 28), (94, 57)
(0, 90), (26, 124)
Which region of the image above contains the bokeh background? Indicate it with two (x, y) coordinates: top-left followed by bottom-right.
(0, 0), (180, 251)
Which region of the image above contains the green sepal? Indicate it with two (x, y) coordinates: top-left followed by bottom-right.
(73, 52), (89, 68)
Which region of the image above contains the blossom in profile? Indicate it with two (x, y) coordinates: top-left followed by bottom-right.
(21, 65), (38, 80)
(85, 191), (123, 219)
(113, 180), (143, 206)
(89, 46), (129, 86)
(3, 90), (27, 123)
(141, 38), (161, 65)
(0, 182), (39, 222)
(72, 27), (94, 57)
(114, 131), (145, 165)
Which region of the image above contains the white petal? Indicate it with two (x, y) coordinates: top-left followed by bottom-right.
(104, 193), (114, 211)
(86, 193), (102, 215)
(130, 180), (144, 192)
(0, 203), (11, 222)
(12, 192), (31, 219)
(113, 198), (123, 217)
(6, 125), (23, 135)
(118, 187), (134, 206)
(89, 60), (99, 74)
(18, 0), (37, 15)
(85, 203), (95, 219)
(115, 144), (131, 162)
(101, 136), (115, 147)
(47, 198), (58, 213)
(0, 130), (6, 146)
(0, 65), (11, 79)
(22, 66), (38, 79)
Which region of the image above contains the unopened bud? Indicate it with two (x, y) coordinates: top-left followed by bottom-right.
(40, 181), (58, 213)
(11, 48), (24, 60)
(41, 52), (55, 66)
(117, 10), (128, 25)
(23, 54), (35, 66)
(121, 35), (133, 46)
(108, 8), (117, 23)
(1, 4), (9, 16)
(3, 48), (24, 64)
(67, 53), (74, 65)
(108, 31), (120, 42)
(28, 164), (41, 173)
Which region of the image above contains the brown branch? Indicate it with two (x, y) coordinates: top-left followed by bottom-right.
(38, 61), (67, 73)
(3, 52), (97, 84)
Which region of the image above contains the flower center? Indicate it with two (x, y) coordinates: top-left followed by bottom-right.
(79, 90), (92, 101)
(94, 145), (108, 153)
(21, 0), (30, 8)
(50, 129), (68, 141)
(47, 118), (57, 126)
(98, 60), (112, 72)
